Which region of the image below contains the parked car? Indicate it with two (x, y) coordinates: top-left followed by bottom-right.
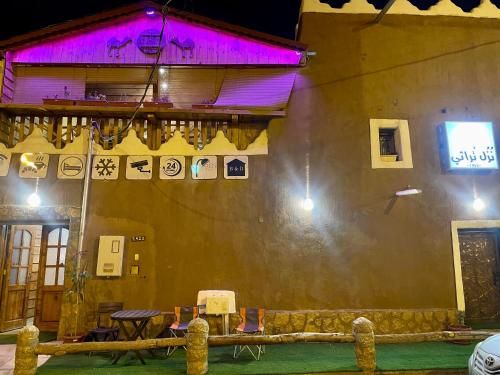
(469, 334), (500, 375)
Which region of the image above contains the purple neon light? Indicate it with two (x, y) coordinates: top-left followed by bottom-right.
(11, 14), (301, 66)
(146, 9), (155, 15)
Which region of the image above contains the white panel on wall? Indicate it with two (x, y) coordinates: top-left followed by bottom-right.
(159, 156), (186, 179)
(57, 155), (86, 179)
(192, 156), (217, 179)
(96, 236), (124, 277)
(126, 155), (152, 180)
(19, 153), (49, 178)
(92, 156), (119, 180)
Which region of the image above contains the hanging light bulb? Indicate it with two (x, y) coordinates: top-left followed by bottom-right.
(27, 192), (41, 207)
(302, 198), (314, 211)
(27, 178), (41, 207)
(473, 197), (485, 212)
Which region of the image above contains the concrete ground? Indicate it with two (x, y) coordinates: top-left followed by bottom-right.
(0, 324), (52, 375)
(0, 343), (51, 375)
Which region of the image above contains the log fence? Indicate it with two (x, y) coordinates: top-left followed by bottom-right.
(13, 317), (496, 375)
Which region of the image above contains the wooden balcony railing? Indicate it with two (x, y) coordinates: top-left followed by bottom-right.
(0, 104), (273, 151)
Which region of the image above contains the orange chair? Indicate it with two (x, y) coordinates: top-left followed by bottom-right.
(167, 306), (199, 356)
(233, 307), (265, 360)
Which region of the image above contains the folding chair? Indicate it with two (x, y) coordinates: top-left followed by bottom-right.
(88, 302), (123, 357)
(166, 306), (199, 356)
(233, 307), (265, 360)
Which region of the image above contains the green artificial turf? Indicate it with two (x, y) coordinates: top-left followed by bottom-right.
(470, 322), (500, 330)
(0, 331), (56, 345)
(37, 342), (478, 375)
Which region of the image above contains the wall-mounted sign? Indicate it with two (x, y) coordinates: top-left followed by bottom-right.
(19, 153), (49, 178)
(57, 155), (86, 179)
(92, 156), (119, 180)
(136, 29), (166, 55)
(444, 121), (498, 170)
(126, 156), (152, 180)
(0, 151), (11, 177)
(191, 156), (217, 180)
(224, 156), (248, 179)
(160, 156), (185, 180)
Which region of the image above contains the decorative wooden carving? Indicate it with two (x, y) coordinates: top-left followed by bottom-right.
(136, 29), (166, 55)
(107, 37), (132, 58)
(171, 37), (195, 58)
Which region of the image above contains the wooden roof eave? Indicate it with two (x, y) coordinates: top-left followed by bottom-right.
(0, 103), (286, 121)
(0, 1), (307, 53)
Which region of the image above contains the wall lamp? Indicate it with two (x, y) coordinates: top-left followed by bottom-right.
(395, 187), (422, 197)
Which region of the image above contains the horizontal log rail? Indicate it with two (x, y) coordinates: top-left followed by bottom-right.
(208, 332), (355, 346)
(35, 337), (187, 356)
(375, 330), (496, 344)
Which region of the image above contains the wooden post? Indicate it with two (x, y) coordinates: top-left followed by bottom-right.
(352, 317), (376, 374)
(14, 325), (39, 375)
(186, 318), (209, 375)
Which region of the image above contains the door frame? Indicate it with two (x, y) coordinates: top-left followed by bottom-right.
(451, 220), (500, 312)
(0, 205), (80, 337)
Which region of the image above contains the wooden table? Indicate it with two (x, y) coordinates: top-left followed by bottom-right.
(111, 309), (160, 364)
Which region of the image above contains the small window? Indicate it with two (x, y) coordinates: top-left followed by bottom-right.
(370, 119), (413, 169)
(379, 128), (398, 160)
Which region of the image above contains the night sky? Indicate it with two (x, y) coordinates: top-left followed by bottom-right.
(0, 0), (302, 41)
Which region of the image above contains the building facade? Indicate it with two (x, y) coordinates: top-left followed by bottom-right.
(0, 0), (498, 337)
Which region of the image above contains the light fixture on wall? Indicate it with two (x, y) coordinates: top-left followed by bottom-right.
(27, 178), (41, 207)
(302, 197), (314, 211)
(472, 196), (486, 212)
(395, 187), (422, 196)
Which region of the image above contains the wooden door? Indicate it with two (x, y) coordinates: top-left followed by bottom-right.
(0, 225), (40, 331)
(459, 230), (500, 323)
(35, 225), (69, 331)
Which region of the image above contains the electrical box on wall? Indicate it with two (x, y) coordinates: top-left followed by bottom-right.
(96, 236), (124, 277)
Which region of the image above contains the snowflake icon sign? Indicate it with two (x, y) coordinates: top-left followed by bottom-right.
(92, 156), (119, 180)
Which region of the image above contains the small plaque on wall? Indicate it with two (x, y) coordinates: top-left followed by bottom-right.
(0, 151), (11, 177)
(160, 156), (185, 180)
(57, 155), (86, 179)
(191, 156), (217, 180)
(92, 156), (119, 180)
(19, 153), (49, 178)
(224, 156), (248, 179)
(126, 156), (152, 180)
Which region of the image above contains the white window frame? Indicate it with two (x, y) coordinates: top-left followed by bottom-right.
(370, 119), (413, 169)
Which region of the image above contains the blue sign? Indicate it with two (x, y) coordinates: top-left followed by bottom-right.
(445, 121), (498, 170)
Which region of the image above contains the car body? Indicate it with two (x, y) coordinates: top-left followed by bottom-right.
(469, 334), (500, 375)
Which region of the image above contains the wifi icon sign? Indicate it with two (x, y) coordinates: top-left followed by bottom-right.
(0, 153), (10, 177)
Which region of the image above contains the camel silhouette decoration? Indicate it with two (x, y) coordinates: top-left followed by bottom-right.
(107, 37), (132, 58)
(170, 37), (195, 58)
